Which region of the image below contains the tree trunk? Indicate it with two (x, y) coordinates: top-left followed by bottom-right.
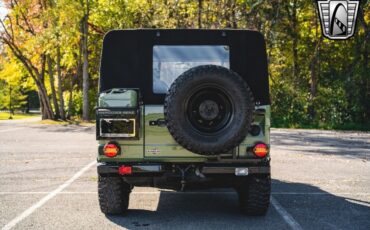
(36, 79), (54, 120)
(231, 0), (238, 29)
(198, 0), (202, 29)
(309, 58), (318, 119)
(47, 55), (60, 119)
(37, 91), (45, 119)
(68, 61), (80, 119)
(292, 0), (299, 83)
(39, 55), (54, 120)
(56, 47), (66, 120)
(308, 11), (323, 120)
(9, 86), (13, 119)
(284, 0), (299, 83)
(67, 74), (74, 119)
(224, 0), (237, 28)
(25, 63), (54, 120)
(82, 0), (90, 121)
(68, 33), (83, 119)
(68, 57), (81, 119)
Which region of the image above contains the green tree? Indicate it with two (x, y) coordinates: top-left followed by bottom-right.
(0, 55), (33, 114)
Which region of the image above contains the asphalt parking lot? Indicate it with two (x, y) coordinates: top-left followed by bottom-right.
(0, 119), (369, 230)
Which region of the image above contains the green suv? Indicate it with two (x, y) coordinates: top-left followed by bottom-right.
(96, 29), (271, 216)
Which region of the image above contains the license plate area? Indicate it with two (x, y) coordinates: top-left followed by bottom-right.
(100, 118), (136, 138)
(96, 108), (139, 140)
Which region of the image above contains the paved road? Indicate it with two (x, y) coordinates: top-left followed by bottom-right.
(0, 119), (369, 230)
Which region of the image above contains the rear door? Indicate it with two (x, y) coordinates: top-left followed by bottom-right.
(144, 45), (230, 158)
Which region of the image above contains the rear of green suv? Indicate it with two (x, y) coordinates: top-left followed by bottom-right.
(96, 29), (271, 216)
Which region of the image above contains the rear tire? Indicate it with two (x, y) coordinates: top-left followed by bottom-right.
(98, 176), (131, 215)
(164, 65), (254, 155)
(237, 175), (271, 216)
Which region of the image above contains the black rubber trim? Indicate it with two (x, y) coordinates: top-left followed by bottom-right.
(97, 163), (270, 175)
(202, 166), (270, 174)
(97, 163), (164, 175)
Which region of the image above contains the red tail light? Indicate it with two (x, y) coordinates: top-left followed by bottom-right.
(103, 143), (119, 158)
(118, 166), (132, 175)
(253, 143), (268, 158)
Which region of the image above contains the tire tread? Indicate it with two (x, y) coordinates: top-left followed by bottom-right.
(164, 65), (254, 155)
(238, 175), (271, 216)
(98, 176), (130, 215)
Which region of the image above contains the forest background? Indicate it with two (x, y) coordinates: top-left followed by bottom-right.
(0, 0), (369, 130)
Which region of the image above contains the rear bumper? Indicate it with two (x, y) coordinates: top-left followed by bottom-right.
(97, 162), (270, 176)
(97, 162), (270, 189)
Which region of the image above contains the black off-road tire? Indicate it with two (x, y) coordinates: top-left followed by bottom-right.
(164, 65), (254, 155)
(98, 176), (131, 215)
(237, 175), (271, 216)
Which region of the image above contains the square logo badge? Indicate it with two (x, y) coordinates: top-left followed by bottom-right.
(317, 0), (360, 40)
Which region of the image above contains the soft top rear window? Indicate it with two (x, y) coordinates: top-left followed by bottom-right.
(153, 45), (230, 94)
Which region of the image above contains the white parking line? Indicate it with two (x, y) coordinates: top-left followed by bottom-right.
(1, 160), (96, 230)
(271, 196), (303, 230)
(2, 189), (366, 230)
(0, 127), (25, 133)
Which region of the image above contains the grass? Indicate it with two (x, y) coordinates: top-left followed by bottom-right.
(0, 112), (39, 120)
(37, 117), (95, 126)
(272, 122), (370, 132)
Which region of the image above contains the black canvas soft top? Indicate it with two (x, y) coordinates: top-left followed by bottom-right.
(99, 29), (270, 105)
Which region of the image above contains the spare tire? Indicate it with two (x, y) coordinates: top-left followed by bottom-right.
(164, 65), (254, 155)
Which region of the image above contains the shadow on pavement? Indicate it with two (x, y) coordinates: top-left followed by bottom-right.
(106, 179), (370, 230)
(271, 130), (370, 160)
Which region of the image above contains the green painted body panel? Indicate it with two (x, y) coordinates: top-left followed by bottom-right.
(144, 105), (205, 158)
(97, 89), (270, 163)
(97, 104), (144, 161)
(239, 105), (271, 147)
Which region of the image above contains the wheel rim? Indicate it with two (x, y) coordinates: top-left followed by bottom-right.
(185, 86), (233, 134)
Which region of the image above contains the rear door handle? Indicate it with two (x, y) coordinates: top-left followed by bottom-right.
(149, 118), (166, 127)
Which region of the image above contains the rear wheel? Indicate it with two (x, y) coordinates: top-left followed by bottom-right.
(98, 176), (131, 215)
(237, 175), (271, 216)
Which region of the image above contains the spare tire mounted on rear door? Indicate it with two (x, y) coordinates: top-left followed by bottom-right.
(164, 65), (254, 155)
